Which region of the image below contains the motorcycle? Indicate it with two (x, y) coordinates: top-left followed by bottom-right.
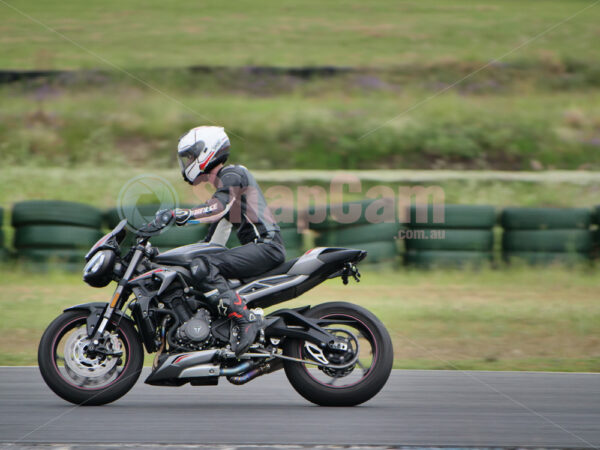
(38, 211), (394, 406)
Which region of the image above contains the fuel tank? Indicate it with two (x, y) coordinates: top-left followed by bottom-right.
(154, 242), (227, 266)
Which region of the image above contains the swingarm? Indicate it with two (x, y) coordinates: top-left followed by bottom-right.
(265, 306), (350, 352)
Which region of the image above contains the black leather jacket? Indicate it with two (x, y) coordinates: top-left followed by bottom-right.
(186, 165), (281, 245)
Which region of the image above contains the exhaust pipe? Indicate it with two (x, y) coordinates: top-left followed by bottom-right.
(220, 361), (253, 376)
(227, 360), (284, 385)
(146, 349), (283, 386)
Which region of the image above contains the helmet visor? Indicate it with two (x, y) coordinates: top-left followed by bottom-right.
(177, 141), (205, 171)
(177, 152), (196, 172)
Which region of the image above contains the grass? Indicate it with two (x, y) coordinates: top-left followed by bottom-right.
(2, 76), (600, 170)
(1, 1), (600, 170)
(1, 0), (599, 70)
(1, 265), (598, 371)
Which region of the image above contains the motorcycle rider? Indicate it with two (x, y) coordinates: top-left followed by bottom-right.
(158, 126), (285, 356)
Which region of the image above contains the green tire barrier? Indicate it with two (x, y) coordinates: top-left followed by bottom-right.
(502, 230), (592, 253)
(503, 251), (590, 266)
(404, 250), (493, 268)
(284, 247), (304, 259)
(149, 224), (208, 248)
(272, 208), (301, 229)
(0, 207), (3, 248)
(405, 229), (493, 251)
(12, 201), (103, 229)
(501, 207), (591, 230)
(14, 225), (103, 250)
(226, 233), (241, 248)
(593, 229), (600, 254)
(594, 205), (600, 225)
(280, 228), (303, 248)
(345, 241), (398, 264)
(407, 204), (496, 229)
(308, 198), (396, 230)
(105, 207), (125, 229)
(315, 222), (400, 247)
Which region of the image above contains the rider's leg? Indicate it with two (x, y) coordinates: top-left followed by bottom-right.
(190, 239), (285, 356)
(190, 257), (263, 356)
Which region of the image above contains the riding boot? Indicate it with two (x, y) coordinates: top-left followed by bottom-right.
(221, 290), (263, 356)
(190, 257), (263, 357)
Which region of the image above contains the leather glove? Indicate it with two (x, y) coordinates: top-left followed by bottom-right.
(174, 208), (192, 226)
(154, 209), (175, 228)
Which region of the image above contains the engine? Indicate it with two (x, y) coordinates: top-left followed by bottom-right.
(175, 308), (213, 348)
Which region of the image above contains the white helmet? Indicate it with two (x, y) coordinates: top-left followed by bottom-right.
(177, 126), (231, 184)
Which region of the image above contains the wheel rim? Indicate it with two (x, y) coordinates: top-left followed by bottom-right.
(300, 313), (378, 389)
(51, 317), (130, 390)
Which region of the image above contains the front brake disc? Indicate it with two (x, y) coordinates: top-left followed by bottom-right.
(64, 328), (121, 379)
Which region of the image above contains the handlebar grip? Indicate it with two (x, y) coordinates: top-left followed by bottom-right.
(157, 210), (174, 227)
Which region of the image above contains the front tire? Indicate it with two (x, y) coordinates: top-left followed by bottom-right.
(283, 302), (393, 406)
(38, 310), (143, 405)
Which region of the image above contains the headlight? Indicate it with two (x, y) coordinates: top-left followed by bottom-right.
(83, 249), (116, 288)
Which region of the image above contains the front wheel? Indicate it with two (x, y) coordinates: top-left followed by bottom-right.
(283, 302), (393, 406)
(38, 310), (143, 405)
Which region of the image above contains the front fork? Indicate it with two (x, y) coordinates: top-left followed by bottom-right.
(87, 247), (144, 352)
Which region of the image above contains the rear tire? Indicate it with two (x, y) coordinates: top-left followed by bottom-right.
(38, 310), (143, 405)
(283, 302), (393, 406)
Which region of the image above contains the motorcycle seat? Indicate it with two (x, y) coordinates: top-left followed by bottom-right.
(241, 247), (366, 282)
(239, 257), (300, 284)
(314, 248), (366, 267)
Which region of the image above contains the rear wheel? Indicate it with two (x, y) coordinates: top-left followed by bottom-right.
(283, 302), (393, 406)
(38, 310), (143, 405)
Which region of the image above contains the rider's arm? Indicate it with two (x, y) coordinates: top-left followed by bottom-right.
(175, 169), (243, 226)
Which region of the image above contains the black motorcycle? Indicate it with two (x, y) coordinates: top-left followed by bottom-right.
(38, 213), (393, 406)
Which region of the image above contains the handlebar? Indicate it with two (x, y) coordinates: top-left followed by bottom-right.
(136, 210), (174, 237)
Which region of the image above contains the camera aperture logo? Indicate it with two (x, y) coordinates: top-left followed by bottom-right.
(117, 174), (179, 232)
